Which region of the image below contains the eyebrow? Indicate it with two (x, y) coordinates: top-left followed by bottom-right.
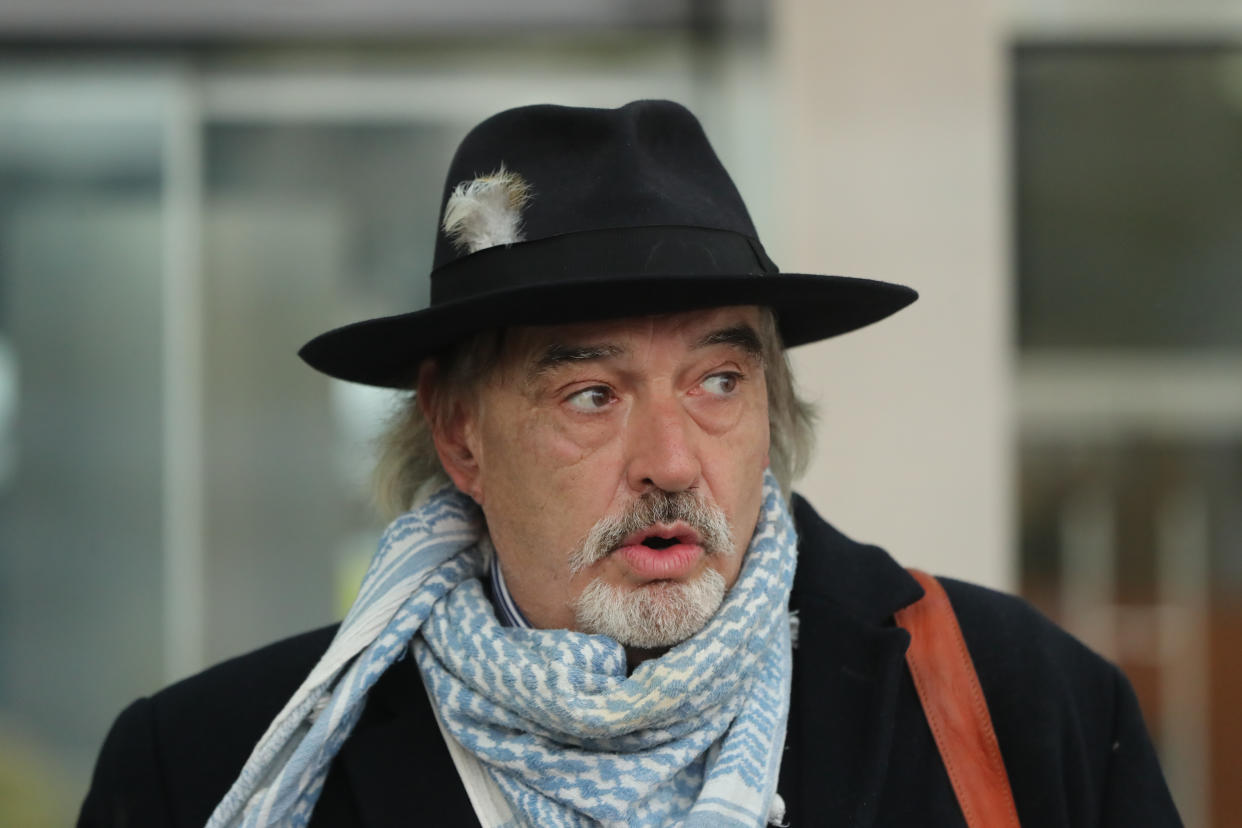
(530, 343), (625, 378)
(694, 324), (764, 359)
(527, 322), (764, 380)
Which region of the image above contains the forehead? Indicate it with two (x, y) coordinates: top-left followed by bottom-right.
(506, 305), (764, 364)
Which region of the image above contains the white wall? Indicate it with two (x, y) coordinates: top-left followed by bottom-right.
(771, 0), (1013, 589)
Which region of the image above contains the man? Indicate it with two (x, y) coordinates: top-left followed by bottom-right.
(80, 100), (1180, 827)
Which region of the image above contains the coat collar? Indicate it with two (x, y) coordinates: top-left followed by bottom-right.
(788, 493), (924, 624)
(780, 494), (924, 827)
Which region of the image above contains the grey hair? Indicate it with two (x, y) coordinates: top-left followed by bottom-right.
(371, 309), (817, 519)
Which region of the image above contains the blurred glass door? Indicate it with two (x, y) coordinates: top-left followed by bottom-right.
(1015, 44), (1242, 827)
(0, 65), (177, 823)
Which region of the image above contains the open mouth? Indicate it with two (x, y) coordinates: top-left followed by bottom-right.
(618, 522), (703, 553)
(615, 523), (706, 580)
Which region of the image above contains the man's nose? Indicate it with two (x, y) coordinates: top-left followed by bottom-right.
(625, 393), (702, 494)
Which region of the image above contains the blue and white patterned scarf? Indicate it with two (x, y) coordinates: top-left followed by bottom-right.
(208, 471), (797, 827)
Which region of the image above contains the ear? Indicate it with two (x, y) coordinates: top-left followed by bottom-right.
(418, 361), (485, 504)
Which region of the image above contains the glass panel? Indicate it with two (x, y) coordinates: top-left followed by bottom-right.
(1015, 46), (1242, 350)
(199, 121), (458, 662)
(0, 69), (170, 823)
(1019, 437), (1240, 825)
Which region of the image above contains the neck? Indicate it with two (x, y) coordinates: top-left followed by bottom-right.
(624, 644), (669, 671)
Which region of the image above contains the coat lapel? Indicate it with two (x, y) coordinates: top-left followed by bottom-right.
(783, 496), (924, 827)
(335, 654), (477, 827)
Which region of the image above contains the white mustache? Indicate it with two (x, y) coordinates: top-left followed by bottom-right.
(567, 491), (735, 575)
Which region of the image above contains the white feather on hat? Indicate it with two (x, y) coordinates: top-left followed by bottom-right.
(441, 165), (532, 254)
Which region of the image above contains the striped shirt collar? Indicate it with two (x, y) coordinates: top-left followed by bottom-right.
(482, 534), (532, 629)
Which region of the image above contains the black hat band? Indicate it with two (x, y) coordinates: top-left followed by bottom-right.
(430, 226), (779, 305)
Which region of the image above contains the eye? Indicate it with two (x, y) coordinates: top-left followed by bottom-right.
(565, 385), (617, 413)
(701, 372), (741, 397)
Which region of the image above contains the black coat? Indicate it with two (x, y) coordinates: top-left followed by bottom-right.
(79, 497), (1181, 827)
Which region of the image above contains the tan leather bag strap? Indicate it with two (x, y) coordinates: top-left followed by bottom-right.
(894, 569), (1022, 828)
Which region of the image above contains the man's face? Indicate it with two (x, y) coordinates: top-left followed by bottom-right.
(444, 306), (770, 650)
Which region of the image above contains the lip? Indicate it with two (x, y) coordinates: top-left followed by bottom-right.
(615, 522), (704, 580)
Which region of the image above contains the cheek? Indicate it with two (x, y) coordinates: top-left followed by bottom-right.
(479, 405), (620, 529)
(704, 398), (769, 549)
(712, 396), (769, 469)
(511, 408), (619, 480)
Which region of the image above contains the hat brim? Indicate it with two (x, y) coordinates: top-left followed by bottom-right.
(298, 273), (917, 388)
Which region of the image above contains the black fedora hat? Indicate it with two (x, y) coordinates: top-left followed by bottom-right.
(299, 100), (916, 388)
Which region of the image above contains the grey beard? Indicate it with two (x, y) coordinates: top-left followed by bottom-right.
(572, 567), (728, 649)
(567, 489), (736, 648)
